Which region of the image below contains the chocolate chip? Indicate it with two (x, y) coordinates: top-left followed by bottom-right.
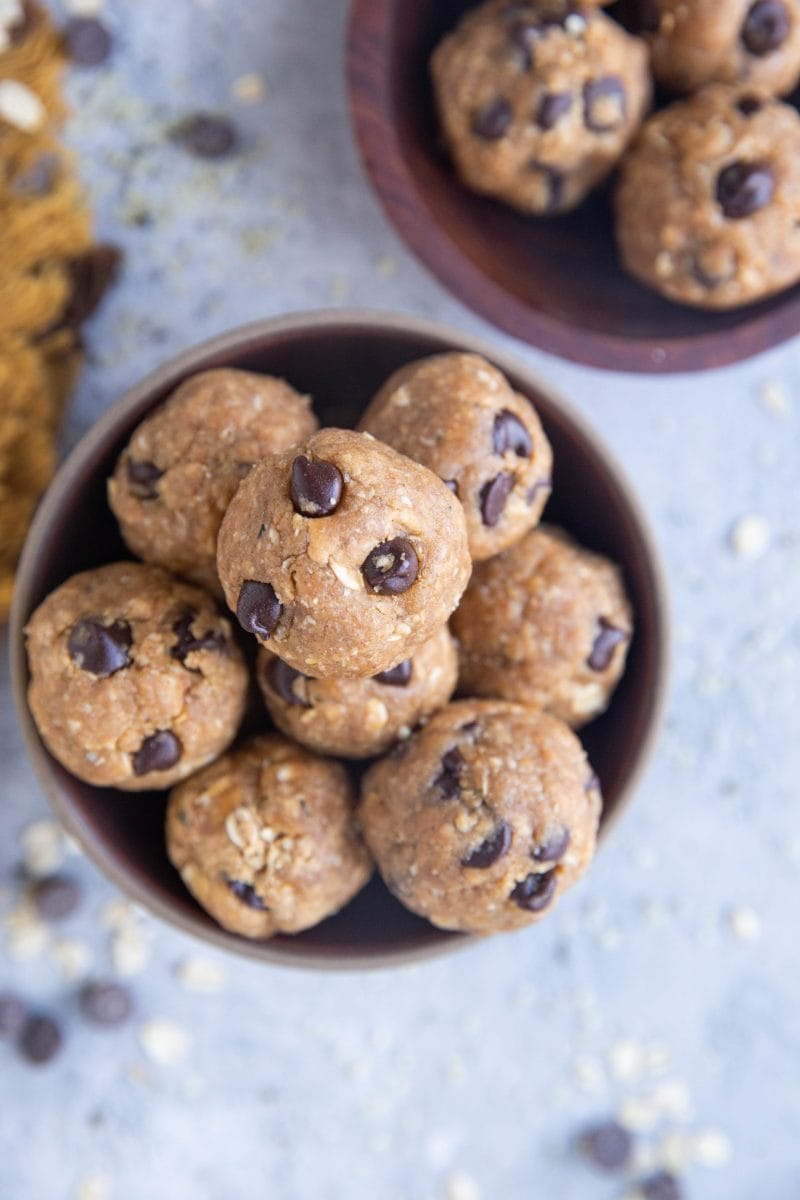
(716, 160), (775, 218)
(480, 473), (514, 526)
(11, 152), (59, 196)
(266, 656), (310, 706)
(290, 454), (343, 517)
(171, 612), (226, 668)
(18, 1014), (62, 1065)
(226, 879), (268, 910)
(236, 580), (282, 639)
(459, 720), (480, 736)
(31, 875), (81, 922)
(126, 459), (163, 499)
(463, 821), (512, 868)
(537, 90), (572, 129)
(578, 1120), (633, 1171)
(361, 538), (419, 594)
(65, 16), (112, 66)
(527, 477), (551, 503)
(132, 730), (182, 776)
(737, 94), (763, 116)
(67, 618), (132, 677)
(374, 659), (413, 687)
(742, 0), (790, 53)
(510, 869), (557, 911)
(527, 161), (564, 211)
(175, 113), (239, 159)
(640, 1171), (684, 1200)
(472, 97), (512, 139)
(509, 21), (539, 68)
(61, 245), (122, 327)
(443, 479), (459, 496)
(434, 748), (465, 800)
(79, 981), (133, 1027)
(0, 994), (27, 1040)
(493, 409), (533, 457)
(532, 828), (570, 862)
(584, 76), (627, 132)
(587, 617), (628, 671)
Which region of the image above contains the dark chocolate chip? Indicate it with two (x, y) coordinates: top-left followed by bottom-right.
(175, 112), (239, 159)
(480, 472), (514, 526)
(266, 656), (310, 707)
(226, 879), (268, 910)
(737, 94), (763, 116)
(716, 160), (775, 218)
(587, 617), (628, 671)
(0, 994), (27, 1040)
(31, 875), (81, 922)
(537, 90), (572, 129)
(459, 720), (480, 736)
(290, 454), (343, 517)
(434, 748), (465, 800)
(18, 1014), (62, 1065)
(509, 21), (539, 68)
(472, 97), (513, 139)
(257, 522), (267, 539)
(528, 160), (564, 211)
(583, 75), (627, 132)
(742, 0), (790, 53)
(640, 1171), (684, 1200)
(443, 479), (459, 496)
(236, 580), (282, 639)
(493, 409), (533, 457)
(65, 16), (112, 66)
(132, 730), (182, 776)
(374, 659), (413, 687)
(578, 1120), (633, 1171)
(361, 538), (419, 594)
(171, 612), (226, 668)
(463, 821), (512, 868)
(532, 827), (570, 862)
(510, 869), (557, 911)
(79, 981), (133, 1027)
(127, 459), (163, 499)
(67, 618), (132, 677)
(61, 245), (122, 327)
(11, 152), (59, 196)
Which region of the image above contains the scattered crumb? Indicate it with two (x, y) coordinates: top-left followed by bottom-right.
(74, 1174), (113, 1200)
(573, 1054), (605, 1093)
(689, 1127), (732, 1168)
(444, 1169), (481, 1200)
(232, 72), (266, 104)
(110, 923), (151, 977)
(609, 1039), (647, 1083)
(3, 901), (49, 961)
(100, 899), (133, 929)
(726, 905), (762, 943)
(51, 937), (93, 983)
(729, 514), (771, 560)
(758, 379), (792, 419)
(375, 255), (397, 279)
(138, 1018), (191, 1066)
(20, 818), (66, 877)
(174, 956), (226, 994)
(65, 0), (105, 14)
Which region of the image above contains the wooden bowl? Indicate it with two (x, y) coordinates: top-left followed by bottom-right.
(9, 311), (669, 969)
(347, 0), (800, 373)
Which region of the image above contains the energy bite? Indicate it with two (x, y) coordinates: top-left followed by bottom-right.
(358, 353), (552, 562)
(108, 369), (317, 593)
(452, 526), (632, 727)
(166, 734), (373, 938)
(431, 0), (651, 215)
(256, 625), (458, 759)
(615, 86), (800, 308)
(360, 700), (600, 934)
(216, 428), (471, 679)
(26, 562), (247, 790)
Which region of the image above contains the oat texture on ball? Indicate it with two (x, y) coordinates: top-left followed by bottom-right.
(25, 562), (248, 790)
(166, 733), (373, 938)
(108, 369), (317, 594)
(431, 0), (651, 215)
(452, 525), (632, 727)
(216, 427), (471, 679)
(358, 353), (552, 562)
(360, 700), (601, 934)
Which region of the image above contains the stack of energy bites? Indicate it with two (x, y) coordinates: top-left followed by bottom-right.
(25, 353), (633, 939)
(431, 0), (800, 309)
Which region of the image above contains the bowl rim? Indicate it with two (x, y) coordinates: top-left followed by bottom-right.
(345, 0), (800, 375)
(9, 308), (671, 970)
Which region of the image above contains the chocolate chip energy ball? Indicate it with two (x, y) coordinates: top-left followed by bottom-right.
(26, 563), (247, 790)
(452, 526), (632, 727)
(615, 87), (800, 308)
(108, 369), (317, 594)
(166, 734), (373, 938)
(256, 625), (458, 760)
(216, 428), (471, 679)
(358, 354), (552, 562)
(640, 0), (800, 95)
(360, 700), (600, 934)
(431, 0), (651, 215)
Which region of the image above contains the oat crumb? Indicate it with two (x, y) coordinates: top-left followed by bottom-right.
(138, 1018), (191, 1066)
(726, 905), (762, 942)
(174, 955), (227, 993)
(729, 514), (771, 560)
(444, 1169), (481, 1200)
(232, 72), (266, 104)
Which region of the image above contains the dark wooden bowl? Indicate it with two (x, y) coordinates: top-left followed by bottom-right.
(9, 311), (669, 969)
(347, 0), (800, 373)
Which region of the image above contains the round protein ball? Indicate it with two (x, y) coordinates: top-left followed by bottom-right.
(166, 734), (373, 938)
(108, 369), (317, 594)
(256, 626), (458, 759)
(360, 700), (600, 934)
(25, 563), (248, 790)
(451, 526), (632, 727)
(639, 0), (800, 96)
(216, 428), (471, 679)
(358, 354), (552, 562)
(431, 0), (651, 215)
(616, 87), (800, 309)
